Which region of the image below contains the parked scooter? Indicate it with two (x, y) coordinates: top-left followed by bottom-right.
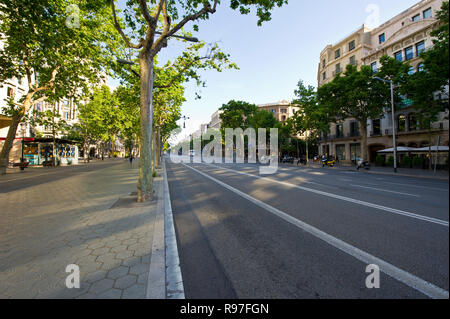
(321, 155), (335, 167)
(356, 159), (371, 170)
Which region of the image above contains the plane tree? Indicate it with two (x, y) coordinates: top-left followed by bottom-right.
(0, 0), (118, 174)
(110, 0), (289, 202)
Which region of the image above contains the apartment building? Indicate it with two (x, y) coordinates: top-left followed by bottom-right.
(317, 0), (449, 164)
(318, 25), (372, 86)
(258, 100), (299, 123)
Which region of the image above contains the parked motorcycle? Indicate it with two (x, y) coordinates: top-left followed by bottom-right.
(356, 159), (371, 170)
(321, 156), (335, 167)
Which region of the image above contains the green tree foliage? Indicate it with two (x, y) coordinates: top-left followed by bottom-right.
(219, 100), (258, 133)
(400, 1), (449, 128)
(77, 85), (121, 159)
(110, 0), (288, 202)
(0, 0), (119, 174)
(422, 1), (449, 87)
(291, 80), (333, 140)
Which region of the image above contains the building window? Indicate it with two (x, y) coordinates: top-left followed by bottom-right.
(350, 121), (360, 137)
(372, 119), (381, 136)
(394, 51), (403, 62)
(349, 40), (356, 51)
(323, 72), (327, 80)
(335, 63), (341, 74)
(417, 63), (425, 72)
(6, 87), (14, 98)
(350, 143), (361, 161)
(423, 7), (432, 19)
(349, 55), (356, 66)
(371, 62), (378, 74)
(398, 115), (406, 132)
(378, 33), (385, 44)
(322, 59), (326, 69)
(271, 109), (276, 114)
(408, 113), (417, 130)
(405, 46), (414, 60)
(408, 66), (415, 75)
(336, 124), (344, 138)
(336, 144), (346, 161)
(280, 109), (287, 114)
(335, 49), (341, 59)
(416, 41), (425, 56)
(281, 115), (286, 122)
(412, 14), (421, 22)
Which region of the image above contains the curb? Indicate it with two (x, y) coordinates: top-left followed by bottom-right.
(146, 173), (166, 299)
(163, 159), (185, 299)
(146, 159), (185, 299)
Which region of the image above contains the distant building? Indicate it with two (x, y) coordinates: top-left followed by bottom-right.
(258, 100), (299, 123)
(209, 110), (223, 130)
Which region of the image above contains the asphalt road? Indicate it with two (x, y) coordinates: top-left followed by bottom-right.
(166, 159), (449, 299)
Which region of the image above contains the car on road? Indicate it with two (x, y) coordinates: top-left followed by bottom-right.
(281, 155), (295, 164)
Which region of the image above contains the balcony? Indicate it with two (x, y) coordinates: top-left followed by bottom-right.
(383, 126), (446, 136)
(318, 132), (361, 142)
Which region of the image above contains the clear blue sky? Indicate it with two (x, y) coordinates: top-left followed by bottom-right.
(111, 0), (419, 140)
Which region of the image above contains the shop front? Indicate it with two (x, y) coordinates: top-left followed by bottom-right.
(23, 138), (79, 166)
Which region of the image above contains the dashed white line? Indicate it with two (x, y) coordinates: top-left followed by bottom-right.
(350, 184), (420, 197)
(206, 164), (449, 227)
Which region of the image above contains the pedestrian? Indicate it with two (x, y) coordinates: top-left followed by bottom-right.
(129, 155), (133, 166)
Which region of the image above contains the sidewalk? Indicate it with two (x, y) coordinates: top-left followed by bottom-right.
(0, 160), (173, 299)
(280, 162), (449, 180)
(2, 158), (119, 176)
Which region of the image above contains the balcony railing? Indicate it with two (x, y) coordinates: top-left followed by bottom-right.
(319, 132), (361, 142)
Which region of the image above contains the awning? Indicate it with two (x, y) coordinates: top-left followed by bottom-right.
(415, 146), (449, 152)
(377, 147), (419, 153)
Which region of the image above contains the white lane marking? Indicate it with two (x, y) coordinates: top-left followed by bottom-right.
(205, 164), (449, 227)
(163, 160), (185, 299)
(182, 163), (449, 299)
(381, 181), (449, 192)
(350, 184), (420, 197)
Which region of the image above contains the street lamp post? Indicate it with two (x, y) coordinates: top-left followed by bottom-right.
(374, 77), (397, 173)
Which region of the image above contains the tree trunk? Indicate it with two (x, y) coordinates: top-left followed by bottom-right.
(53, 136), (56, 166)
(360, 119), (368, 162)
(306, 138), (309, 165)
(155, 127), (161, 169)
(137, 52), (154, 202)
(152, 134), (157, 173)
(0, 91), (35, 174)
(0, 113), (22, 174)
